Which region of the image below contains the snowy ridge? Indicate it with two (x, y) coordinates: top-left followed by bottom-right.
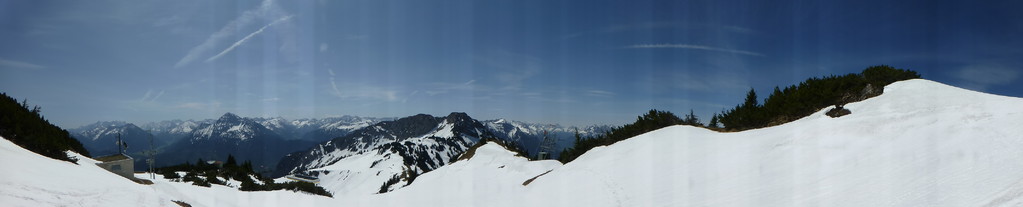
(373, 142), (563, 206)
(141, 119), (206, 135)
(483, 119), (610, 158)
(512, 79), (1023, 206)
(0, 136), (335, 207)
(72, 121), (130, 141)
(69, 122), (154, 156)
(275, 112), (492, 194)
(190, 113), (268, 142)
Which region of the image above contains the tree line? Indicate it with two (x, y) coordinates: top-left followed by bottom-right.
(158, 154), (332, 197)
(712, 65), (919, 130)
(558, 65), (920, 163)
(558, 109), (703, 163)
(0, 92), (90, 163)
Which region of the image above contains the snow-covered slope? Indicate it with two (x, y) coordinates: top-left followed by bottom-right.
(515, 79), (1023, 206)
(371, 142), (562, 206)
(0, 138), (171, 206)
(0, 136), (335, 207)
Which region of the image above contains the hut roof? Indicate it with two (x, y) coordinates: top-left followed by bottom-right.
(94, 154), (132, 162)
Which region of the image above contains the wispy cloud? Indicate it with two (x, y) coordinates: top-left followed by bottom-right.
(563, 22), (755, 39)
(426, 79), (476, 96)
(721, 25), (755, 34)
(205, 15), (293, 62)
(174, 0), (289, 67)
(627, 44), (765, 57)
(345, 34), (368, 40)
(585, 90), (616, 98)
(319, 43), (329, 52)
(955, 64), (1020, 90)
(174, 101), (221, 110)
(0, 58), (45, 69)
(139, 89), (165, 102)
(475, 50), (542, 90)
(667, 72), (749, 92)
(326, 69), (401, 102)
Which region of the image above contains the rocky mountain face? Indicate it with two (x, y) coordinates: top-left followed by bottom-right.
(70, 121), (153, 157)
(156, 113), (316, 172)
(482, 119), (611, 159)
(139, 119), (207, 147)
(294, 116), (391, 142)
(274, 112), (496, 194)
(72, 113), (603, 179)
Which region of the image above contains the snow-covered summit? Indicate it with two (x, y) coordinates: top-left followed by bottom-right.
(190, 113), (268, 141)
(275, 112), (496, 194)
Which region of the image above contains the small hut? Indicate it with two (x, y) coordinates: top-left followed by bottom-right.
(95, 154), (134, 179)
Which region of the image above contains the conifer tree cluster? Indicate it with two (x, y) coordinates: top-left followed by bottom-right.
(715, 65), (919, 130)
(558, 65), (920, 164)
(0, 93), (90, 163)
(559, 109), (698, 163)
(157, 154), (332, 197)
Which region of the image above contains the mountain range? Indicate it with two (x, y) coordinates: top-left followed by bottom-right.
(70, 113), (609, 175)
(9, 79), (1023, 206)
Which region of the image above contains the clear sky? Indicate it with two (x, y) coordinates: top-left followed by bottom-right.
(1, 0), (1021, 128)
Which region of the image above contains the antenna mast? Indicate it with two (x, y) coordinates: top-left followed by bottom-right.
(149, 130), (155, 179)
(537, 130), (557, 160)
(116, 133), (122, 154)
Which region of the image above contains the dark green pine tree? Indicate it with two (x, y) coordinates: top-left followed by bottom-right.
(682, 109), (701, 126)
(225, 154), (237, 167)
(743, 88), (759, 108)
(708, 113), (720, 128)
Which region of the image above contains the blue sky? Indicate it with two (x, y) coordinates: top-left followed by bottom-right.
(1, 0), (1021, 128)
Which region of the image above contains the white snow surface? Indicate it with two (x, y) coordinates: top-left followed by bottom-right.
(518, 79), (1023, 207)
(0, 137), (334, 207)
(5, 79), (1023, 206)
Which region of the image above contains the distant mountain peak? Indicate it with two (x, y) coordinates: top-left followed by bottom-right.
(219, 112), (242, 122)
(444, 112), (472, 122)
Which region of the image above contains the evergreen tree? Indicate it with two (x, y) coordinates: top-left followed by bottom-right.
(225, 154), (237, 167)
(0, 93), (90, 163)
(708, 113), (720, 128)
(573, 130), (581, 145)
(559, 109), (683, 163)
(682, 109), (702, 126)
(717, 65), (920, 131)
(743, 88), (759, 108)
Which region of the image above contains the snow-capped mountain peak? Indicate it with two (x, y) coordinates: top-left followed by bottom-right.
(190, 113), (267, 141)
(274, 112), (496, 194)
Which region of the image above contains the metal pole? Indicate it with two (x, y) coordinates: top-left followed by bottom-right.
(117, 133), (122, 154)
(149, 130), (155, 179)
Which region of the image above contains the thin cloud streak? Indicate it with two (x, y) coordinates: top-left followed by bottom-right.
(139, 89), (165, 102)
(174, 0), (286, 68)
(0, 58), (45, 69)
(586, 90), (616, 97)
(627, 44), (765, 57)
(326, 69), (400, 102)
(205, 15), (294, 62)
